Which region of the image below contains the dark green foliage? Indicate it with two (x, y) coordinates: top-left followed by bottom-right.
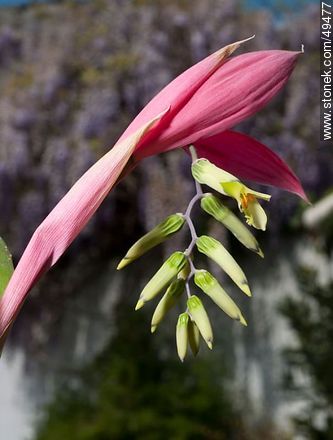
(0, 237), (14, 297)
(280, 267), (333, 438)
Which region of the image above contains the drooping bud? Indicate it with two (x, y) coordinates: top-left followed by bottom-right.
(188, 319), (200, 356)
(176, 312), (189, 362)
(191, 159), (236, 194)
(221, 182), (270, 231)
(117, 213), (185, 269)
(187, 295), (213, 349)
(151, 278), (185, 333)
(194, 270), (247, 326)
(196, 235), (251, 297)
(200, 195), (263, 257)
(135, 251), (187, 310)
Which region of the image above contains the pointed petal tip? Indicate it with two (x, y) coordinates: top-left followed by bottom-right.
(239, 315), (248, 327)
(243, 283), (252, 297)
(116, 259), (128, 270)
(135, 299), (145, 311)
(257, 248), (265, 259)
(215, 35), (256, 62)
(302, 191), (311, 205)
(151, 326), (157, 334)
(289, 185), (310, 205)
(207, 340), (213, 350)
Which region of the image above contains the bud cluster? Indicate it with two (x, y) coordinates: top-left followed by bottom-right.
(117, 146), (270, 361)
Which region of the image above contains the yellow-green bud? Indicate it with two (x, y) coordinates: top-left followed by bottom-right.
(194, 270), (247, 326)
(191, 159), (237, 195)
(117, 213), (185, 269)
(176, 313), (189, 362)
(200, 195), (263, 257)
(135, 251), (187, 310)
(188, 319), (200, 356)
(196, 235), (251, 297)
(151, 278), (185, 333)
(187, 295), (213, 349)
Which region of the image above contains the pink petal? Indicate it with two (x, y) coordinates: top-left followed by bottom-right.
(0, 111), (168, 342)
(119, 37), (254, 150)
(133, 50), (300, 161)
(193, 130), (308, 200)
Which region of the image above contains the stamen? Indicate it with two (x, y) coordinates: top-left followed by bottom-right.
(241, 193), (255, 210)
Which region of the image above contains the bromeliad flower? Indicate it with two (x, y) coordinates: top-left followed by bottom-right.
(191, 158), (271, 230)
(0, 36), (306, 353)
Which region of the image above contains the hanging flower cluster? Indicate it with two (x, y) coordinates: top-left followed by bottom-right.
(118, 146), (273, 360)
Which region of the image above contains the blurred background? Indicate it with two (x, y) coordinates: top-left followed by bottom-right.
(0, 0), (332, 439)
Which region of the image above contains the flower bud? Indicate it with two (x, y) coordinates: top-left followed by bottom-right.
(151, 278), (185, 333)
(191, 159), (237, 194)
(194, 270), (247, 326)
(200, 195), (263, 257)
(188, 319), (200, 356)
(196, 235), (251, 297)
(117, 213), (185, 269)
(176, 313), (189, 362)
(187, 295), (213, 349)
(135, 251), (187, 310)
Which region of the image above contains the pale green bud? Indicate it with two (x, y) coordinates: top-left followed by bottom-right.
(200, 195), (263, 257)
(191, 159), (237, 195)
(196, 235), (251, 297)
(151, 278), (185, 333)
(188, 319), (200, 356)
(135, 251), (187, 310)
(117, 213), (185, 269)
(176, 313), (189, 362)
(187, 295), (213, 349)
(194, 270), (247, 326)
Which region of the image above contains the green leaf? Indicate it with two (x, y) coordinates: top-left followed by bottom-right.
(0, 237), (14, 298)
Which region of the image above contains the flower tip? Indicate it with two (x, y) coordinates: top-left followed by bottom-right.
(207, 340), (213, 350)
(116, 258), (129, 270)
(257, 248), (265, 259)
(215, 35), (256, 62)
(242, 283), (252, 297)
(151, 325), (157, 334)
(239, 315), (247, 327)
(303, 193), (312, 206)
(135, 299), (145, 311)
